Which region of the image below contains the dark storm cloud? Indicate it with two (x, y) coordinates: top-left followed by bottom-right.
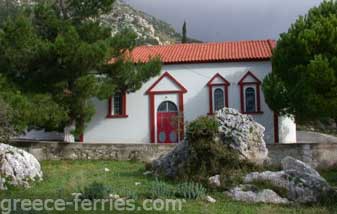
(124, 0), (323, 42)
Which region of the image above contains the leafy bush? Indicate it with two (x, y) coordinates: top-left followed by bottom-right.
(79, 181), (111, 200)
(175, 182), (206, 200)
(150, 178), (174, 199)
(186, 116), (219, 142)
(177, 116), (257, 185)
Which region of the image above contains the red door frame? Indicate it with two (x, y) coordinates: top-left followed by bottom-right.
(147, 72), (187, 143)
(148, 92), (185, 143)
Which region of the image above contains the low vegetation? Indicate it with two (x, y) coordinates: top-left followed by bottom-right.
(0, 160), (336, 213)
(175, 182), (207, 200)
(79, 181), (112, 200)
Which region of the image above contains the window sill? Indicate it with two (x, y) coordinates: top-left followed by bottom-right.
(243, 111), (264, 115)
(106, 115), (128, 119)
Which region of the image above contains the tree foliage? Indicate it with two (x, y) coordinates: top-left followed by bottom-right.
(0, 0), (20, 24)
(0, 98), (15, 144)
(181, 21), (187, 44)
(263, 0), (337, 123)
(0, 0), (161, 137)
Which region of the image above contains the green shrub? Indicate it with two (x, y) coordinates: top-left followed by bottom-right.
(150, 178), (174, 199)
(182, 138), (252, 183)
(79, 181), (111, 200)
(176, 116), (258, 185)
(186, 116), (219, 142)
(117, 188), (139, 200)
(175, 181), (206, 200)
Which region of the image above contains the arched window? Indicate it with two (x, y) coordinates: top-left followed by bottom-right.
(214, 88), (225, 111)
(245, 87), (256, 113)
(157, 101), (178, 112)
(238, 71), (262, 114)
(207, 73), (230, 114)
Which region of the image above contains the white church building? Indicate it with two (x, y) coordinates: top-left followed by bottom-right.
(81, 40), (296, 144)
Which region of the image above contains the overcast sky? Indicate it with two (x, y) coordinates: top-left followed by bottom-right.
(124, 0), (323, 42)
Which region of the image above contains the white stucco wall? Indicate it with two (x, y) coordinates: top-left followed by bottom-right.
(278, 115), (297, 143)
(84, 61), (281, 144)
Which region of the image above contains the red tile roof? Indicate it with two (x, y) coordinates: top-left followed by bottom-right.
(127, 40), (275, 64)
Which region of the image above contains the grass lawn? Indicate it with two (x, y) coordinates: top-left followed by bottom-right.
(0, 160), (336, 214)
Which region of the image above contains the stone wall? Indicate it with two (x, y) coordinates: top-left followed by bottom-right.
(9, 141), (337, 169)
(9, 141), (176, 163)
(267, 143), (337, 169)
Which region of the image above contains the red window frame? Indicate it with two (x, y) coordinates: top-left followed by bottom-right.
(238, 71), (263, 114)
(207, 73), (230, 115)
(106, 92), (128, 118)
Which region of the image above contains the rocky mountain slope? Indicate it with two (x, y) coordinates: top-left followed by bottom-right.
(102, 0), (183, 45)
(4, 0), (199, 45)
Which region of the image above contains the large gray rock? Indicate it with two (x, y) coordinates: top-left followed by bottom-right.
(225, 185), (289, 204)
(244, 156), (333, 203)
(0, 143), (43, 190)
(152, 142), (188, 178)
(244, 171), (289, 189)
(281, 156), (320, 177)
(152, 108), (269, 177)
(216, 108), (268, 164)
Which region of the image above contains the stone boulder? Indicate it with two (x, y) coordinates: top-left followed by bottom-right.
(216, 108), (268, 165)
(0, 143), (43, 190)
(152, 142), (188, 178)
(244, 156), (333, 203)
(152, 108), (269, 178)
(225, 185), (289, 204)
(208, 175), (221, 187)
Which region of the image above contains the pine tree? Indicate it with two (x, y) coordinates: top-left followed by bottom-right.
(263, 0), (337, 127)
(0, 0), (161, 140)
(182, 21), (187, 43)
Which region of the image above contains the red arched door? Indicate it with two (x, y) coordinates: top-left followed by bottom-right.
(157, 101), (178, 144)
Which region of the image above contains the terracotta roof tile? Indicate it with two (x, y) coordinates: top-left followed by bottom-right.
(112, 39), (275, 64)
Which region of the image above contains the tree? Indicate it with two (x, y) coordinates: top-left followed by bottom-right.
(0, 0), (161, 141)
(263, 0), (337, 127)
(0, 98), (15, 144)
(182, 21), (187, 43)
(4, 77), (69, 129)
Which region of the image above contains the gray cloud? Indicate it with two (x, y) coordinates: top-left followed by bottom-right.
(124, 0), (323, 41)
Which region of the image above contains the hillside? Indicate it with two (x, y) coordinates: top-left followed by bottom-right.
(3, 0), (199, 45)
(102, 0), (183, 45)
